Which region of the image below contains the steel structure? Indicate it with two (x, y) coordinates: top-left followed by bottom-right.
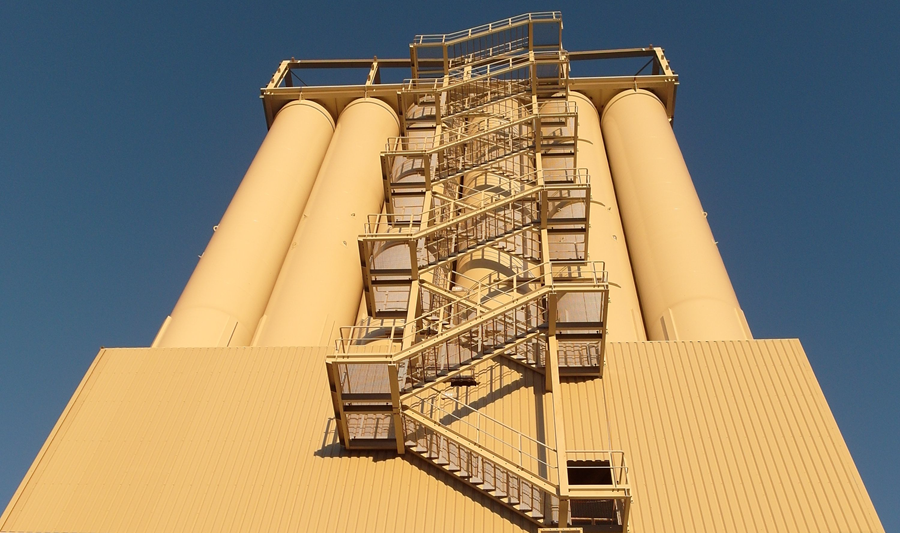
(324, 14), (625, 529)
(1, 12), (884, 533)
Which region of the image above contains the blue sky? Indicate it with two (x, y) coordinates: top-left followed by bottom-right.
(1, 0), (897, 528)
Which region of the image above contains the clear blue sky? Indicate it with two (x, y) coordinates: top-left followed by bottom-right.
(1, 0), (897, 528)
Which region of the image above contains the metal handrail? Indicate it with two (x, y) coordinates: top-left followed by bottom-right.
(408, 263), (546, 337)
(365, 167), (589, 236)
(407, 260), (607, 343)
(334, 319), (406, 354)
(409, 392), (559, 477)
(403, 50), (565, 92)
(549, 261), (608, 286)
(446, 37), (531, 70)
(386, 97), (576, 157)
(412, 12), (562, 45)
(384, 135), (434, 153)
(566, 450), (630, 490)
(365, 175), (537, 235)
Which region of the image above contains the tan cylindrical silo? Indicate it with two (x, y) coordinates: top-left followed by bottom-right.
(567, 92), (646, 341)
(153, 100), (335, 347)
(253, 98), (400, 347)
(600, 89), (751, 341)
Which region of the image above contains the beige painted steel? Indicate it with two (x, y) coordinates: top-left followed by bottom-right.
(404, 356), (555, 478)
(254, 98), (400, 346)
(455, 100), (530, 307)
(261, 53), (679, 129)
(560, 340), (884, 533)
(601, 90), (751, 340)
(453, 170), (531, 307)
(154, 100), (335, 348)
(565, 92), (645, 341)
(3, 341), (882, 533)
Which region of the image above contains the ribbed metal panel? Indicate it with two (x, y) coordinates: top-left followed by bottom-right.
(1, 341), (882, 532)
(561, 339), (883, 533)
(0, 347), (534, 533)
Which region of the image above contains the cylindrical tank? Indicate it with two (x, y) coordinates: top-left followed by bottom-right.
(253, 98), (400, 347)
(154, 100), (335, 347)
(600, 89), (751, 340)
(567, 92), (646, 341)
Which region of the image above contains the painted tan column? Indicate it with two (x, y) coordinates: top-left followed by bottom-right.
(253, 98), (400, 347)
(600, 89), (751, 340)
(568, 92), (646, 341)
(153, 100), (335, 347)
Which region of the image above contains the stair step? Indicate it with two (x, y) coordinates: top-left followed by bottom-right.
(470, 477), (484, 485)
(456, 470), (471, 479)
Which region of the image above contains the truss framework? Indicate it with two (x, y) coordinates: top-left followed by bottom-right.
(322, 14), (631, 530)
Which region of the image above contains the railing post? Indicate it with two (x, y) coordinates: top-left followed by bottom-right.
(518, 433), (523, 468)
(476, 409), (481, 446)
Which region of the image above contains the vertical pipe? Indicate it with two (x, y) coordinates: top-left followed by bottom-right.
(568, 92), (646, 341)
(155, 100), (335, 347)
(254, 98), (400, 347)
(600, 89), (751, 340)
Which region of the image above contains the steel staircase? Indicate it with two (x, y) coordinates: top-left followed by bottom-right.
(361, 169), (589, 317)
(402, 408), (558, 524)
(325, 13), (631, 531)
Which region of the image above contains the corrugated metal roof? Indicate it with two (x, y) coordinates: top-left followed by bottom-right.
(1, 340), (883, 532)
(561, 339), (884, 533)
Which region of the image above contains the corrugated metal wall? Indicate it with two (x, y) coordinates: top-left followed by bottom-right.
(0, 347), (534, 533)
(562, 340), (884, 533)
(2, 341), (883, 533)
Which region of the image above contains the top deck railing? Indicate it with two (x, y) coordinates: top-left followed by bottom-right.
(411, 12), (563, 79)
(412, 12), (562, 45)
